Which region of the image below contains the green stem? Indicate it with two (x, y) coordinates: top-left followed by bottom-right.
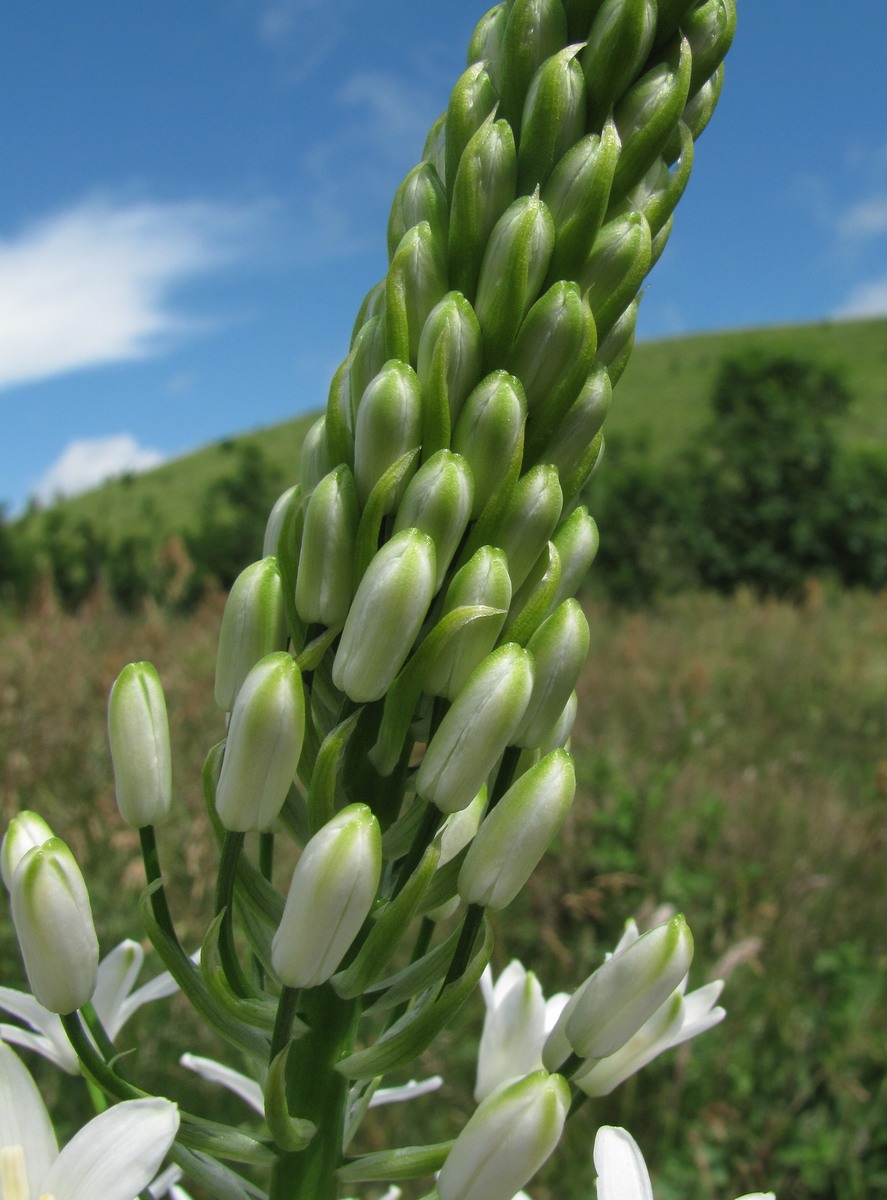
(488, 743), (522, 811)
(61, 1011), (144, 1102)
(138, 824), (179, 947)
(269, 985), (361, 1200)
(215, 831), (253, 998)
(270, 985), (301, 1061)
(392, 803), (440, 898)
(568, 1088), (590, 1119)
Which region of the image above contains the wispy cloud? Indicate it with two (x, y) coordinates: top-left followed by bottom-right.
(0, 195), (264, 392)
(32, 434), (165, 505)
(836, 196), (887, 240)
(255, 0), (353, 83)
(832, 276), (887, 320)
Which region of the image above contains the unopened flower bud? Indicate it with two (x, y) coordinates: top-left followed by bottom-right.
(467, 3), (507, 90)
(459, 749), (575, 909)
(498, 0), (568, 133)
(507, 281), (596, 426)
(385, 221), (448, 364)
(333, 530), (436, 702)
(494, 464), (563, 591)
(518, 45), (586, 193)
(215, 652), (305, 833)
(417, 292), (484, 448)
(543, 914), (694, 1066)
(417, 643), (535, 814)
(580, 211), (651, 341)
(536, 689), (579, 753)
(296, 465), (359, 627)
(271, 804), (381, 989)
(596, 296), (640, 386)
(108, 661), (173, 828)
(474, 192), (555, 366)
(610, 34), (692, 197)
(550, 506), (600, 606)
(542, 120), (620, 286)
(214, 557), (288, 712)
(444, 62), (499, 196)
(684, 0), (737, 99)
(654, 0), (702, 50)
(437, 1070), (569, 1200)
(263, 484), (302, 559)
(424, 547), (512, 699)
(353, 361), (423, 509)
(393, 450), (474, 590)
(422, 111), (448, 183)
(299, 415), (333, 497)
(452, 371), (526, 518)
(387, 161), (449, 262)
(580, 0), (657, 130)
(515, 600), (589, 748)
(11, 837), (99, 1013)
(448, 116), (517, 302)
(544, 366), (612, 496)
(679, 62), (725, 143)
(1, 811), (54, 891)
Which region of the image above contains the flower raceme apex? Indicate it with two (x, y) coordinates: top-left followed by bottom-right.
(107, 661), (173, 829)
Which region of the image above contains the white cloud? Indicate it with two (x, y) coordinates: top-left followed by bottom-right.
(837, 196), (887, 240)
(831, 277), (887, 320)
(0, 195), (262, 392)
(31, 435), (165, 505)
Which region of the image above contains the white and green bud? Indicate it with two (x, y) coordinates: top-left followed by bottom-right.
(448, 115), (517, 301)
(618, 121), (694, 241)
(543, 119), (621, 286)
(444, 61), (499, 196)
(393, 450), (474, 590)
(108, 661), (173, 828)
(347, 314), (388, 428)
(353, 360), (423, 509)
(543, 914), (694, 1066)
(474, 192), (555, 366)
(467, 3), (508, 91)
(544, 365), (612, 494)
(596, 296), (640, 386)
(679, 61), (725, 143)
(271, 804), (381, 989)
(386, 160), (449, 262)
(649, 213), (674, 269)
(424, 546), (513, 699)
(1, 811), (54, 891)
(452, 371), (526, 518)
(580, 0), (657, 130)
(684, 0), (737, 100)
(494, 463), (563, 591)
(515, 600), (589, 748)
(518, 44), (587, 193)
(653, 0), (702, 51)
(214, 556), (288, 712)
(11, 837), (99, 1013)
(296, 465), (359, 627)
(351, 278), (387, 342)
(580, 211), (651, 341)
(498, 0), (568, 133)
(416, 643), (535, 814)
(263, 484), (302, 559)
(299, 414), (333, 497)
(333, 529), (436, 703)
(611, 34), (692, 197)
(385, 220), (449, 364)
(416, 291), (484, 448)
(550, 505), (600, 606)
(536, 688), (579, 753)
(422, 110), (448, 184)
(215, 652), (305, 833)
(503, 540), (562, 645)
(437, 1069), (569, 1200)
(459, 749), (575, 909)
(508, 281), (597, 465)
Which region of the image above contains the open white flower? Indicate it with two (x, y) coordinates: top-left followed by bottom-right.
(0, 1040), (179, 1200)
(594, 1125), (774, 1200)
(476, 960), (569, 1101)
(0, 939), (179, 1074)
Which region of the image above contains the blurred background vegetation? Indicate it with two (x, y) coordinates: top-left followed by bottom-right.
(1, 317), (886, 1198)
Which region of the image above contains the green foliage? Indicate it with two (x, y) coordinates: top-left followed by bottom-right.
(587, 351), (887, 601)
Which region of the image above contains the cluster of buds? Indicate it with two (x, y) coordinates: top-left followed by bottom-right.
(1, 3), (738, 1199)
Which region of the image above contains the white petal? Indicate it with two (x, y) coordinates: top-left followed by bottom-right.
(0, 1040), (59, 1182)
(115, 966), (181, 1033)
(39, 1096), (179, 1200)
(179, 1053), (265, 1115)
(368, 1076), (443, 1106)
(0, 987), (80, 1074)
(0, 1023), (79, 1074)
(91, 941), (144, 1037)
(594, 1126), (654, 1200)
(680, 980), (724, 1025)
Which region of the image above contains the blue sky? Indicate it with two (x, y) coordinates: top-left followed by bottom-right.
(2, 1), (886, 514)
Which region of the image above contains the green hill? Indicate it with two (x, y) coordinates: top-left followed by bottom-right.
(17, 315), (887, 550)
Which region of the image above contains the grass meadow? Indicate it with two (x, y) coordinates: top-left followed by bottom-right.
(1, 582), (884, 1198)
